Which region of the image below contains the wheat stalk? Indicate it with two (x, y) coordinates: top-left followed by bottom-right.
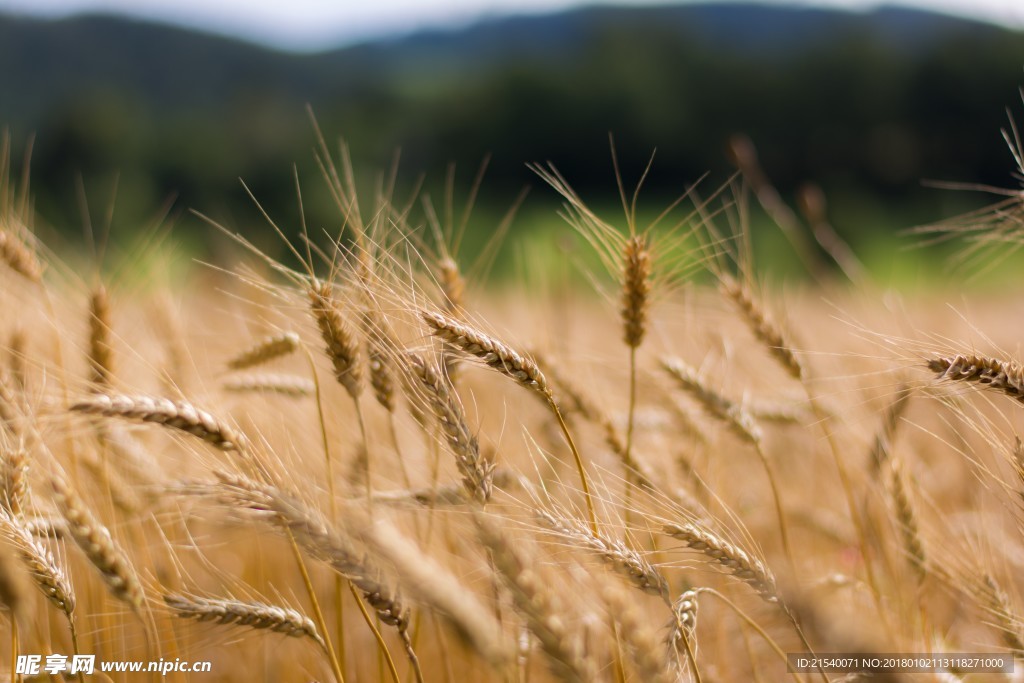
(660, 357), (762, 444)
(928, 354), (1024, 402)
(0, 507), (75, 616)
(978, 574), (1024, 657)
(164, 593), (325, 647)
(87, 284), (114, 389)
(602, 585), (675, 683)
(7, 329), (26, 392)
(422, 311), (599, 531)
(886, 457), (926, 583)
(536, 508), (668, 599)
(621, 235), (651, 349)
(52, 477), (143, 610)
(663, 522), (778, 602)
(370, 470), (519, 507)
(0, 542), (26, 620)
(213, 473), (416, 655)
(309, 281), (362, 399)
(405, 351), (493, 504)
(70, 393), (248, 451)
(1, 441), (27, 516)
(353, 512), (511, 669)
(422, 311), (550, 397)
(722, 279), (803, 380)
(226, 331), (300, 370)
(868, 386), (911, 475)
(223, 373), (315, 397)
(0, 228), (42, 282)
(476, 514), (596, 683)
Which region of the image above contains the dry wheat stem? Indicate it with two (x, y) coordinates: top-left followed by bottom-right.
(70, 393), (248, 451)
(7, 329), (26, 392)
(543, 359), (658, 489)
(52, 477), (144, 610)
(226, 331), (300, 370)
(371, 470), (519, 507)
(661, 357), (794, 568)
(164, 593), (325, 648)
(0, 542), (26, 620)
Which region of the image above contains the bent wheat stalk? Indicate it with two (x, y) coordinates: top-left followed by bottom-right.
(226, 331), (300, 370)
(662, 522), (778, 603)
(422, 310), (599, 533)
(405, 351), (493, 505)
(70, 393), (248, 451)
(164, 593), (325, 648)
(52, 477), (143, 611)
(928, 354), (1024, 403)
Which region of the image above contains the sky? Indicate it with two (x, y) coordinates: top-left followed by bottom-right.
(1, 0), (1022, 51)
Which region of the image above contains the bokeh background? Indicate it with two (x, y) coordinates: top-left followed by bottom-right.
(1, 0), (1023, 281)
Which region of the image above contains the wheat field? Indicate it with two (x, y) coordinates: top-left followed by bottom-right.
(1, 120), (1024, 683)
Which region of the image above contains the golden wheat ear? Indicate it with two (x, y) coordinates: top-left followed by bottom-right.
(475, 513), (597, 683)
(663, 522), (778, 603)
(226, 331), (300, 371)
(927, 353), (1024, 402)
(309, 281), (363, 400)
(87, 284), (114, 390)
(404, 350), (493, 505)
(0, 540), (28, 621)
(70, 393), (249, 451)
(0, 507), (75, 617)
(421, 310), (551, 397)
(52, 477), (144, 611)
(621, 234), (652, 349)
(0, 227), (42, 282)
(163, 593), (325, 648)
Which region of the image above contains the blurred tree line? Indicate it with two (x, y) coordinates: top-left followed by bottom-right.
(1, 4), (1023, 267)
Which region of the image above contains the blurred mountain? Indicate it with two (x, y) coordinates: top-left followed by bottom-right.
(1, 4), (1022, 249)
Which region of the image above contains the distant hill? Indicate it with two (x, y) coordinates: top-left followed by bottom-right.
(1, 4), (1022, 249)
(0, 4), (1006, 121)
